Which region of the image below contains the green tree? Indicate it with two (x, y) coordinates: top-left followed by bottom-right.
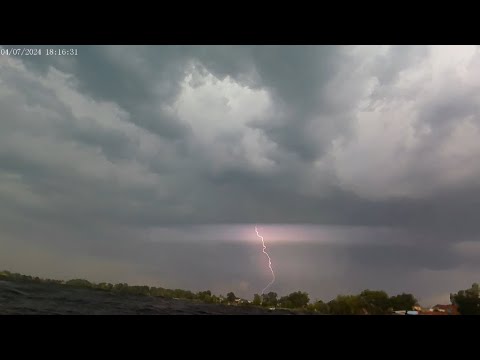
(313, 300), (329, 314)
(113, 283), (130, 293)
(197, 290), (213, 303)
(151, 287), (168, 297)
(281, 291), (310, 309)
(451, 283), (480, 315)
(97, 282), (107, 290)
(328, 295), (364, 315)
(253, 293), (262, 306)
(389, 293), (417, 311)
(227, 292), (237, 303)
(66, 279), (93, 288)
(173, 289), (195, 299)
(359, 290), (391, 314)
(262, 292), (278, 307)
(128, 285), (150, 296)
(278, 296), (291, 308)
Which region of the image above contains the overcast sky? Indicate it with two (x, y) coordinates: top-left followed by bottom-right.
(1, 45), (480, 306)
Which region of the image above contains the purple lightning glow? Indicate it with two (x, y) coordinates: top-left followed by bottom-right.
(255, 226), (275, 294)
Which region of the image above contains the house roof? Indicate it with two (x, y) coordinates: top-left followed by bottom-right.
(418, 311), (449, 315)
(432, 304), (460, 315)
(418, 304), (459, 315)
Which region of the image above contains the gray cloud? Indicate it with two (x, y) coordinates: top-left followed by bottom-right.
(1, 45), (480, 306)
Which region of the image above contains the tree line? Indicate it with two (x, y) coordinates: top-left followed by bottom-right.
(1, 270), (478, 314)
(450, 283), (480, 315)
(252, 289), (417, 314)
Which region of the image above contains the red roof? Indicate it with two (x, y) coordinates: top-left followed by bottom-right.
(418, 311), (449, 315)
(432, 304), (459, 315)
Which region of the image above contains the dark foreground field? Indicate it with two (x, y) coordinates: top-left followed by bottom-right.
(0, 280), (298, 315)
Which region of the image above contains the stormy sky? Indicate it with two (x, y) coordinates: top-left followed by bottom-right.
(1, 45), (480, 306)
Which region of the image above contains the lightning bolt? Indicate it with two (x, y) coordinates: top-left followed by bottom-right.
(255, 226), (275, 294)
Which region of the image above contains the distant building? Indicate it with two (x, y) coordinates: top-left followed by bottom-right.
(416, 304), (459, 315)
(432, 304), (459, 315)
(418, 310), (448, 315)
(392, 304), (459, 315)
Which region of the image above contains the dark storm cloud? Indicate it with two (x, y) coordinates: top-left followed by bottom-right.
(244, 46), (353, 160)
(2, 45), (480, 305)
(18, 45), (192, 139)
